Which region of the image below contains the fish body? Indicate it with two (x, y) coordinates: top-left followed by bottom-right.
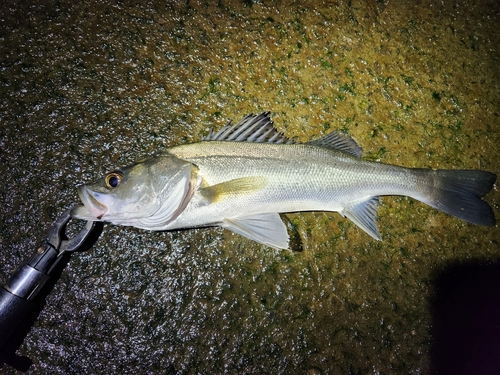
(72, 113), (496, 249)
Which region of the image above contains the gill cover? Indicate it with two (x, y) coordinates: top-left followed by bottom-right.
(133, 153), (197, 229)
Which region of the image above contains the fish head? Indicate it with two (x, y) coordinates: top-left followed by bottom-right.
(71, 153), (197, 228)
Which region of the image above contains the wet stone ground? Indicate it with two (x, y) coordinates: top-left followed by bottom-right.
(1, 1), (499, 374)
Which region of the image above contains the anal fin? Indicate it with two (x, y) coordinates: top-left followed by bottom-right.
(222, 212), (289, 249)
(342, 196), (381, 240)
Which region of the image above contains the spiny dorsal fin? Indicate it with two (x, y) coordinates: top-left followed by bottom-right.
(307, 131), (363, 158)
(202, 112), (294, 144)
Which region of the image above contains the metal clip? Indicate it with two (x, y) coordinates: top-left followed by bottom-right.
(45, 208), (98, 255)
(3, 208), (101, 301)
(20, 208), (100, 282)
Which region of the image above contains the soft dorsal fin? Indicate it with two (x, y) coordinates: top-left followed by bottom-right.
(202, 112), (293, 144)
(307, 131), (362, 158)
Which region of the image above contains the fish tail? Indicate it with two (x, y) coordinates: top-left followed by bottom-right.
(417, 169), (496, 226)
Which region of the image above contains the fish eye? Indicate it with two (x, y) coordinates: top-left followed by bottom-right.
(105, 171), (123, 189)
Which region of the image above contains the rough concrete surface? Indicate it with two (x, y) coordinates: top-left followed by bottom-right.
(1, 1), (499, 374)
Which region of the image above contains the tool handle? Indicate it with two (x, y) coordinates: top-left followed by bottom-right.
(0, 288), (37, 348)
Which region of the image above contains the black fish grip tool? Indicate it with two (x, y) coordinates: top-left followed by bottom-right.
(0, 209), (102, 370)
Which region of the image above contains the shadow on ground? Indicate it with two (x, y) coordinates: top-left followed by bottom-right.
(430, 259), (500, 375)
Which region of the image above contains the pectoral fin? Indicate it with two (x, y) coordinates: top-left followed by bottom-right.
(222, 212), (289, 249)
(200, 176), (267, 203)
(342, 196), (381, 240)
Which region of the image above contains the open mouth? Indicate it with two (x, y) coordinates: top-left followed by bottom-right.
(71, 185), (109, 220)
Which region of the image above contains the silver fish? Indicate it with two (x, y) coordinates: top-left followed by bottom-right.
(71, 113), (496, 249)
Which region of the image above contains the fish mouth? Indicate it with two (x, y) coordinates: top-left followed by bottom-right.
(71, 185), (109, 220)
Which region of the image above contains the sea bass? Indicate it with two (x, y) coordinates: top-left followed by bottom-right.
(71, 113), (496, 249)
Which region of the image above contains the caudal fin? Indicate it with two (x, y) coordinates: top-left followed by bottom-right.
(422, 169), (496, 226)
